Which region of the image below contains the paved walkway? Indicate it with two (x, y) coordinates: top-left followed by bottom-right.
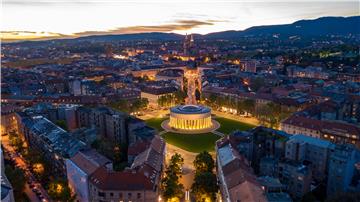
(165, 144), (216, 190)
(212, 130), (225, 137)
(212, 110), (260, 126)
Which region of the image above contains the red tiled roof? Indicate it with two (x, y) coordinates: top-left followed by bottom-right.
(89, 167), (153, 190)
(70, 151), (105, 175)
(283, 115), (360, 136)
(128, 141), (151, 156)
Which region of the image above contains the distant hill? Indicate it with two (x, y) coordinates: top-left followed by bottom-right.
(204, 16), (360, 39)
(5, 16), (360, 44)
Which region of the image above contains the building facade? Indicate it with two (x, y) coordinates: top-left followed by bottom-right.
(327, 144), (360, 197)
(285, 135), (335, 181)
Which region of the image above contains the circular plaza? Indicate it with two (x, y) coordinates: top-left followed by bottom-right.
(161, 105), (220, 134)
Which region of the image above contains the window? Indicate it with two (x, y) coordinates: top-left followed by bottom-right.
(137, 193), (141, 199)
(98, 192), (105, 197)
(128, 193), (132, 199)
(119, 193), (123, 198)
(110, 192), (114, 197)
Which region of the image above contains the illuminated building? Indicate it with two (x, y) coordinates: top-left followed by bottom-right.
(183, 33), (194, 56)
(162, 36), (218, 133)
(169, 105), (212, 130)
(184, 65), (201, 105)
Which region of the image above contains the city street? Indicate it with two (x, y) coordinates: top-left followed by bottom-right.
(2, 135), (51, 202)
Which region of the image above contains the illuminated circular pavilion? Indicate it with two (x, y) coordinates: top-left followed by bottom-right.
(169, 105), (212, 130)
(161, 104), (219, 134)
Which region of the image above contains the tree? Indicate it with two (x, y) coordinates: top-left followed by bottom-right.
(131, 98), (149, 112)
(236, 100), (245, 115)
(161, 173), (184, 201)
(47, 180), (76, 202)
(158, 94), (174, 108)
(9, 132), (25, 153)
(191, 152), (218, 202)
(55, 120), (67, 131)
(193, 151), (215, 173)
(174, 90), (186, 104)
(191, 172), (219, 202)
(5, 165), (26, 201)
(109, 99), (130, 112)
(242, 99), (255, 116)
(169, 153), (184, 176)
(23, 148), (52, 184)
(253, 102), (292, 129)
(113, 143), (128, 171)
(250, 77), (265, 92)
(161, 153), (184, 201)
(208, 94), (217, 105)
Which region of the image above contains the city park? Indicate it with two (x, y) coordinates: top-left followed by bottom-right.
(144, 63), (257, 153)
(138, 64), (258, 202)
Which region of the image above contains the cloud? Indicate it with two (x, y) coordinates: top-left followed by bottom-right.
(75, 19), (215, 36)
(0, 31), (72, 42)
(1, 19), (216, 42)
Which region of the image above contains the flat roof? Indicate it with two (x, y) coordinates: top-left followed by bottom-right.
(288, 134), (335, 149)
(218, 144), (236, 167)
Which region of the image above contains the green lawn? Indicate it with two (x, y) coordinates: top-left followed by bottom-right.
(144, 116), (256, 153)
(214, 117), (255, 134)
(161, 132), (221, 153)
(145, 117), (167, 131)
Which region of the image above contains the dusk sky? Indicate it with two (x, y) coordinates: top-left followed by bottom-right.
(1, 0), (359, 41)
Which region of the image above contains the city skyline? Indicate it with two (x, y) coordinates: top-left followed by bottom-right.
(1, 0), (359, 41)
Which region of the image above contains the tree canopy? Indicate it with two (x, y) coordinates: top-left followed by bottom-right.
(47, 180), (76, 202)
(191, 151), (218, 202)
(161, 153), (184, 201)
(191, 172), (219, 202)
(193, 151), (215, 173)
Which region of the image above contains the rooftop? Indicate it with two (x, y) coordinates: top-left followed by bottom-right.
(89, 167), (153, 191)
(217, 143), (236, 167)
(25, 116), (85, 158)
(69, 149), (112, 175)
(170, 104), (211, 114)
(288, 134), (335, 149)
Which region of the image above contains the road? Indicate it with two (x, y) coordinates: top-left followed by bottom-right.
(2, 135), (51, 202)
